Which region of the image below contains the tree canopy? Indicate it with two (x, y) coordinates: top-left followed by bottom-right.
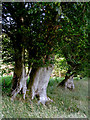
(2, 2), (89, 76)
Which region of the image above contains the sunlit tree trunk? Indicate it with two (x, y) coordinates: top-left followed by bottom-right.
(58, 71), (75, 90)
(59, 71), (61, 77)
(65, 75), (75, 89)
(28, 64), (54, 105)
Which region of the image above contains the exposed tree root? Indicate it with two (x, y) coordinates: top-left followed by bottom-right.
(11, 48), (31, 100)
(11, 66), (29, 100)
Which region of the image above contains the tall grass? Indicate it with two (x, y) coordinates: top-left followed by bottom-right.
(1, 76), (88, 118)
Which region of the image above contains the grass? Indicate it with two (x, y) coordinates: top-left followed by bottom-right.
(1, 76), (89, 118)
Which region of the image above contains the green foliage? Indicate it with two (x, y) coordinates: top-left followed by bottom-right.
(2, 3), (59, 67)
(55, 3), (89, 76)
(2, 76), (12, 88)
(2, 34), (15, 63)
(2, 2), (89, 75)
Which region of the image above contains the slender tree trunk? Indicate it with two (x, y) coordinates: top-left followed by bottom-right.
(11, 59), (22, 92)
(64, 75), (75, 89)
(58, 71), (75, 90)
(27, 66), (39, 99)
(28, 64), (54, 105)
(59, 71), (61, 77)
(58, 70), (71, 86)
(11, 48), (29, 100)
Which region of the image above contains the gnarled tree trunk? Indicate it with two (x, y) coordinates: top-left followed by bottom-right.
(65, 75), (75, 89)
(58, 71), (75, 90)
(11, 65), (28, 100)
(28, 64), (54, 105)
(11, 48), (29, 100)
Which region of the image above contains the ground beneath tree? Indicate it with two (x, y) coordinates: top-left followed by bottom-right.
(1, 77), (88, 118)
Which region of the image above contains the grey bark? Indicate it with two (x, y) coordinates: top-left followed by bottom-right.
(11, 65), (28, 100)
(11, 48), (30, 100)
(58, 70), (75, 90)
(28, 65), (54, 105)
(65, 75), (75, 89)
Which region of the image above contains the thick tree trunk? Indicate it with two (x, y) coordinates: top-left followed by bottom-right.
(28, 64), (54, 105)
